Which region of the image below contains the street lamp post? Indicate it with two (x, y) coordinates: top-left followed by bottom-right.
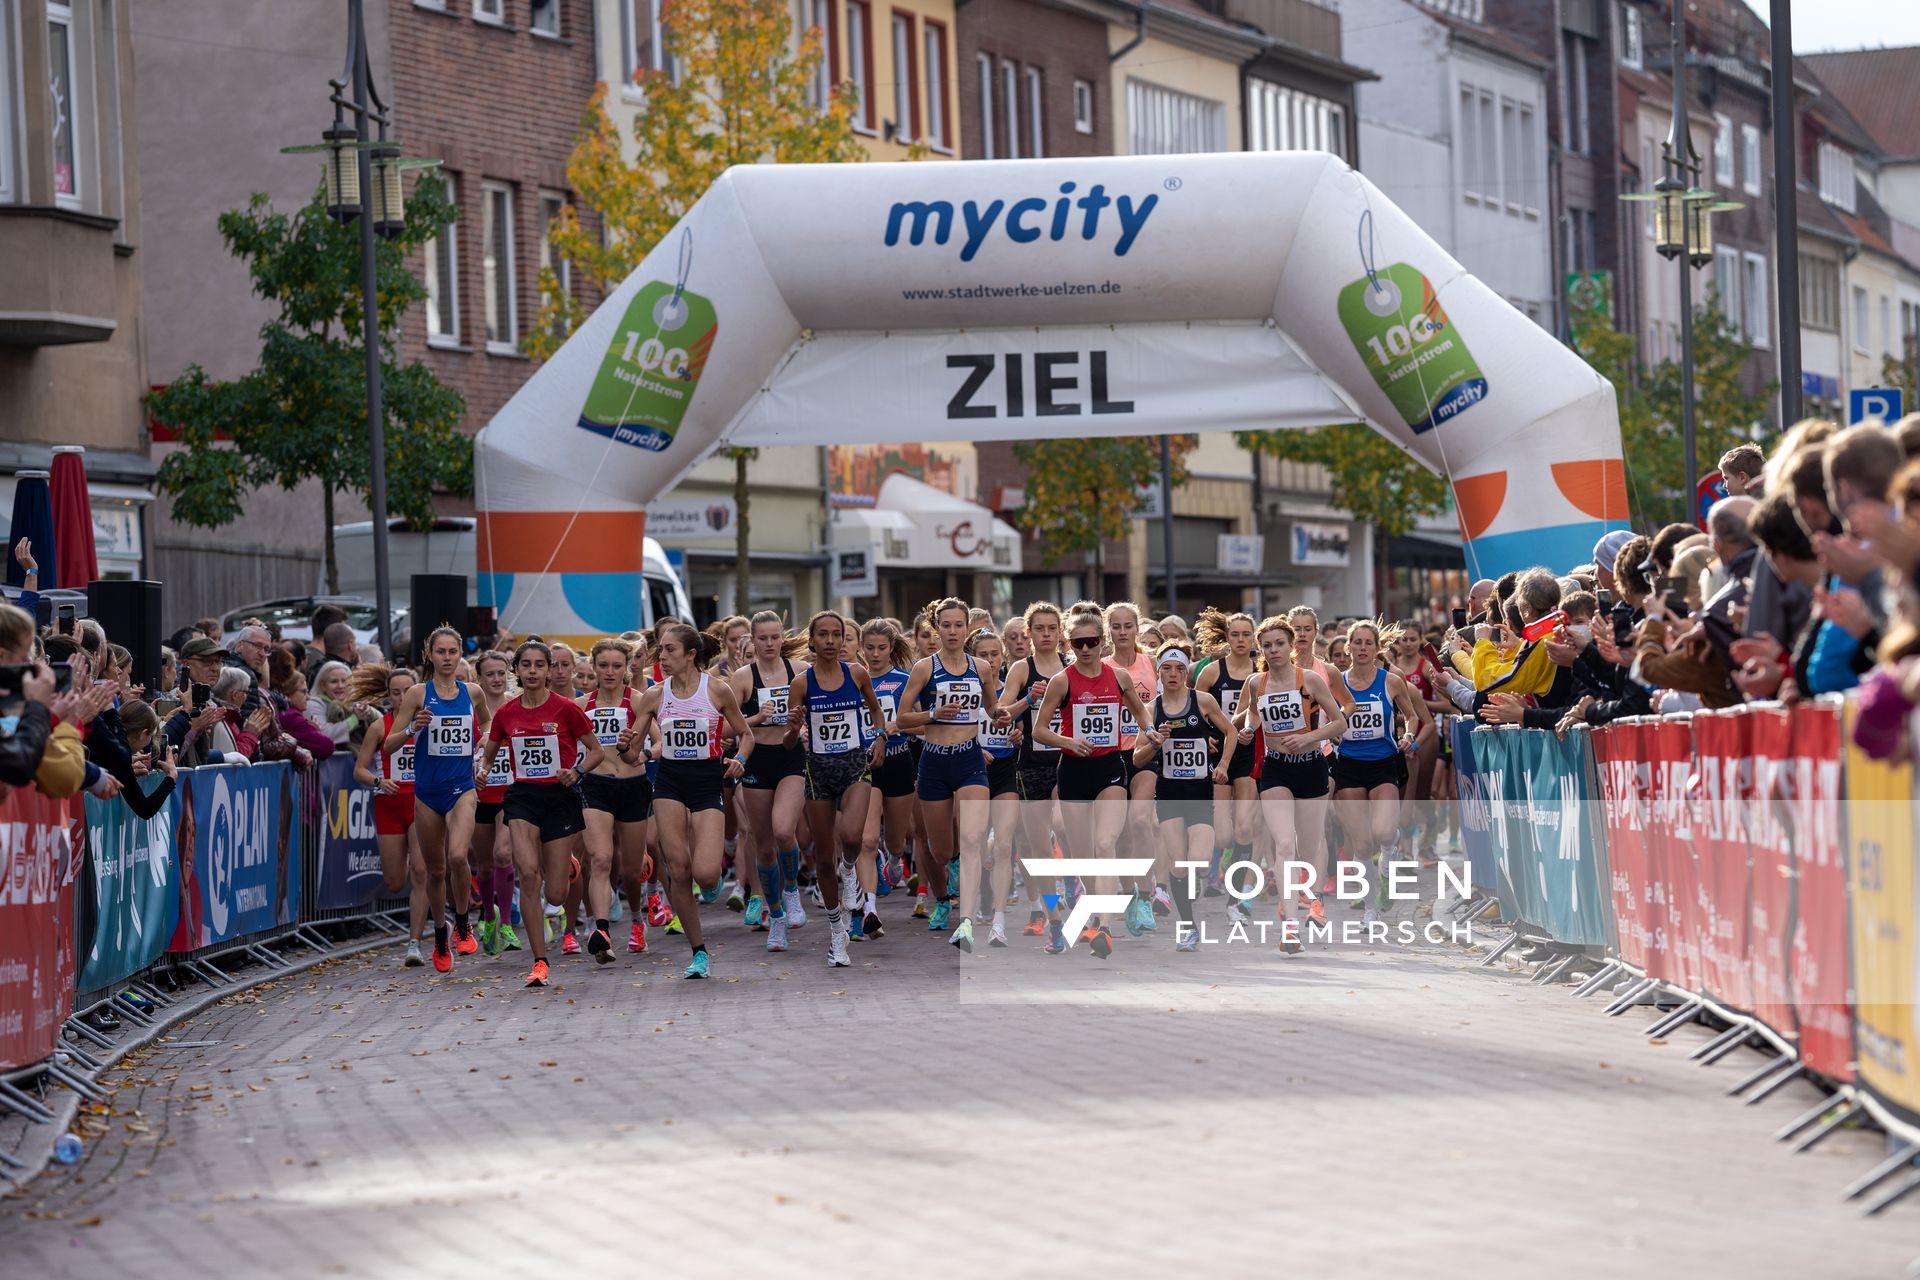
(290, 0), (410, 660)
(1623, 2), (1739, 507)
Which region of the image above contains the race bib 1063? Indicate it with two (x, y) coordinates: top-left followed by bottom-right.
(1259, 691), (1305, 735)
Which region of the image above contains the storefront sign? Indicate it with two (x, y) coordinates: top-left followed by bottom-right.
(1216, 534), (1263, 573)
(645, 498), (737, 541)
(831, 546), (878, 597)
(1291, 521), (1350, 566)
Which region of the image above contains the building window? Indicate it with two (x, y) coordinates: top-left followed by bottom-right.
(1881, 294), (1892, 357)
(846, 0), (873, 131)
(923, 20), (949, 150)
(1477, 87), (1497, 204)
(1073, 78), (1093, 135)
(976, 53), (995, 159)
(1501, 98), (1520, 210)
(1800, 254), (1839, 332)
(1459, 85), (1481, 201)
(1620, 2), (1642, 69)
(1247, 80), (1346, 160)
(890, 11), (917, 142)
(1741, 123), (1761, 197)
(1852, 284), (1870, 353)
(802, 0), (832, 110)
(48, 1), (81, 206)
(538, 189), (570, 333)
(1713, 113), (1733, 186)
(1641, 139), (1654, 237)
(1817, 140), (1855, 212)
(1519, 103), (1539, 215)
(1713, 245), (1739, 324)
(1126, 78), (1224, 155)
(482, 182), (517, 353)
(627, 0), (675, 85)
(424, 178), (460, 346)
(530, 0), (560, 36)
(473, 0), (504, 23)
(1001, 60), (1019, 159)
(1568, 35), (1590, 155)
(1742, 252), (1769, 348)
(0, 0), (17, 202)
(1025, 66), (1043, 159)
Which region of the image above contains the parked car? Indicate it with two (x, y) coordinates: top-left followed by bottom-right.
(219, 596), (407, 649)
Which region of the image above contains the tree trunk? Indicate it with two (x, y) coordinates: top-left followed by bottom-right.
(323, 485), (338, 594)
(733, 450), (751, 616)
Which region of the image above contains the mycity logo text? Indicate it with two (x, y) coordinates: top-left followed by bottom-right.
(884, 182), (1161, 263)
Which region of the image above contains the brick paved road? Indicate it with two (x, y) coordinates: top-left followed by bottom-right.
(3, 895), (1914, 1279)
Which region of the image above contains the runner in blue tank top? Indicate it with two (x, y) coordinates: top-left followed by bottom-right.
(1330, 621), (1433, 927)
(385, 626), (492, 972)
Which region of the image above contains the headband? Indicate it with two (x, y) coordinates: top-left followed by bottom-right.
(1156, 650), (1192, 669)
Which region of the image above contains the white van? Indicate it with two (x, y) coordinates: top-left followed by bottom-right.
(331, 518), (694, 631)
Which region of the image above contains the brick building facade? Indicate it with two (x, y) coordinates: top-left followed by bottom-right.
(390, 0), (602, 458)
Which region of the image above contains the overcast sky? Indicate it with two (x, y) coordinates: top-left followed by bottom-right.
(1738, 0), (1920, 52)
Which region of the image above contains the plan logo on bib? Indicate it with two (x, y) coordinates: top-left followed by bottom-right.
(578, 280), (718, 452)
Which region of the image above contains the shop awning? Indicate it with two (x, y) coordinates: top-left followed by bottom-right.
(831, 474), (1022, 574)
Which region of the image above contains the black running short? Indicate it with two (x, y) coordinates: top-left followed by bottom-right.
(1017, 761), (1058, 802)
(655, 760), (728, 813)
(1226, 739), (1257, 781)
(504, 782), (586, 844)
(1258, 752), (1330, 799)
(580, 771), (652, 823)
(874, 746), (916, 799)
(1056, 753), (1127, 803)
(741, 742), (804, 791)
(805, 751), (870, 803)
(1330, 752), (1405, 793)
(986, 754), (1019, 798)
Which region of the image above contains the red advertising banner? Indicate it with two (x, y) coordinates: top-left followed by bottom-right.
(1689, 711), (1754, 1012)
(0, 788), (82, 1070)
(1592, 721), (1649, 971)
(1788, 702), (1853, 1083)
(1745, 707), (1799, 1046)
(1644, 719), (1698, 989)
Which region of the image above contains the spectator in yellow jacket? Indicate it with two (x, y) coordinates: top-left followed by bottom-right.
(1472, 568), (1564, 702)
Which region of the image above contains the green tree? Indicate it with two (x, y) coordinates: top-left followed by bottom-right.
(1881, 351), (1916, 409)
(146, 184), (470, 592)
(1571, 287), (1774, 527)
(1234, 425), (1452, 540)
(528, 0), (865, 608)
(1013, 437), (1193, 588)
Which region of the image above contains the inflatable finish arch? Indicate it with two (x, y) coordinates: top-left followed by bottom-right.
(475, 152), (1625, 635)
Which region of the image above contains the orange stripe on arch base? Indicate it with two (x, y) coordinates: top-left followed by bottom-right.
(1550, 459), (1630, 524)
(1452, 471), (1507, 542)
(475, 511), (648, 574)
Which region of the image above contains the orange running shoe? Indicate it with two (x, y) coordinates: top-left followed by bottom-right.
(1022, 910), (1049, 936)
(432, 940), (452, 973)
(454, 929), (479, 957)
(628, 921), (647, 953)
(1309, 897), (1327, 924)
(562, 930), (581, 956)
(525, 958), (551, 988)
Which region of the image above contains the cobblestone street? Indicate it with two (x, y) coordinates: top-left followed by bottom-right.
(3, 903), (1914, 1279)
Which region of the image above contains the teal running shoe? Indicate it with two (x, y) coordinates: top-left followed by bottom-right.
(683, 950), (711, 979)
(928, 899), (951, 930)
(744, 894), (766, 928)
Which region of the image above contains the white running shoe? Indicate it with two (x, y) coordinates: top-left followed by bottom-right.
(839, 863), (862, 914)
(1363, 906), (1380, 927)
(827, 923), (851, 967)
(766, 916), (790, 952)
(783, 889), (808, 929)
(402, 941), (424, 968)
(805, 878), (825, 909)
(1227, 899), (1253, 926)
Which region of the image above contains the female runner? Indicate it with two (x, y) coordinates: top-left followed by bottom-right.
(1130, 640), (1235, 949)
(626, 623), (753, 978)
(350, 664), (426, 968)
(966, 627), (1022, 947)
(470, 651), (521, 954)
(579, 638), (653, 960)
(855, 619), (917, 941)
(731, 612), (806, 930)
(384, 628), (489, 971)
(783, 611), (889, 965)
(895, 598), (1005, 952)
(1241, 617), (1347, 943)
(1193, 609), (1261, 900)
(1332, 621), (1432, 924)
(904, 608), (940, 909)
(1104, 603), (1160, 928)
(1389, 624), (1449, 864)
(1031, 610), (1152, 959)
(475, 642), (604, 987)
(996, 601), (1066, 940)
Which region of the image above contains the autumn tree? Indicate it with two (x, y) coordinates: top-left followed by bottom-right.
(528, 0), (867, 611)
(1571, 287), (1774, 527)
(1014, 437), (1194, 590)
(147, 185), (469, 592)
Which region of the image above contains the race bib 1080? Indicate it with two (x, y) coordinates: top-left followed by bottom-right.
(662, 717), (713, 761)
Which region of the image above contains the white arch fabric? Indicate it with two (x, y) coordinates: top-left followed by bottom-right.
(476, 152), (1625, 637)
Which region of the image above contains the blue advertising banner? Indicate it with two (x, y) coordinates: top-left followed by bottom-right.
(78, 778), (181, 992)
(314, 753), (382, 910)
(1464, 725), (1612, 947)
(173, 763), (301, 950)
(1450, 717), (1500, 903)
(1470, 728), (1533, 927)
